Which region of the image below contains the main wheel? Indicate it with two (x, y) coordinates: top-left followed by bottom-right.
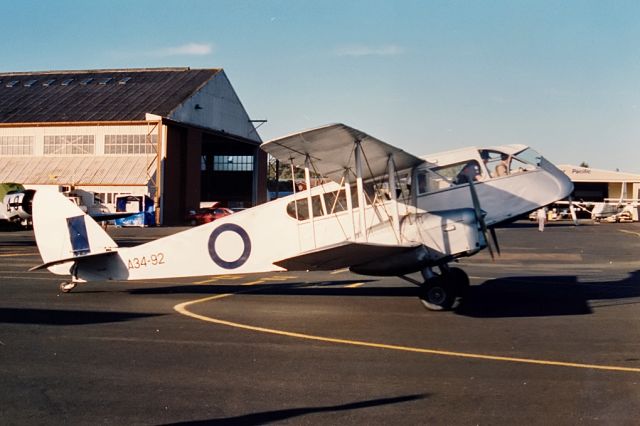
(445, 267), (470, 295)
(59, 282), (77, 293)
(419, 277), (456, 311)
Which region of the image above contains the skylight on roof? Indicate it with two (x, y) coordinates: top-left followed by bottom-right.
(6, 80), (19, 88)
(61, 78), (74, 86)
(118, 77), (132, 85)
(43, 79), (56, 87)
(98, 77), (113, 85)
(24, 79), (38, 87)
(80, 78), (94, 85)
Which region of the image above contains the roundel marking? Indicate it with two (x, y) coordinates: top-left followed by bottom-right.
(208, 223), (252, 269)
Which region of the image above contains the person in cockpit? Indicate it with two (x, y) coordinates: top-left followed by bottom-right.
(455, 160), (482, 184)
(495, 153), (510, 177)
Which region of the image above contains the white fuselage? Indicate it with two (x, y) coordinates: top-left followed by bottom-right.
(34, 143), (573, 283)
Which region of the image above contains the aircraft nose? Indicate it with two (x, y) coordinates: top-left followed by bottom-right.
(541, 158), (574, 199)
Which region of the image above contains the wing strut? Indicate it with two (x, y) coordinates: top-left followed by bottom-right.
(303, 154), (317, 248)
(354, 140), (367, 242)
(343, 169), (356, 241)
(387, 154), (401, 243)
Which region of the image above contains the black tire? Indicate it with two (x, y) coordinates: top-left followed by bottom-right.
(419, 277), (456, 311)
(446, 267), (470, 295)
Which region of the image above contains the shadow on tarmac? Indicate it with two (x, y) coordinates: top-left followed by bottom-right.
(0, 307), (164, 326)
(455, 270), (640, 317)
(124, 271), (640, 318)
(163, 394), (426, 425)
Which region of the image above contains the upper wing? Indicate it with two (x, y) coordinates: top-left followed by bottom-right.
(261, 123), (425, 182)
(273, 241), (420, 271)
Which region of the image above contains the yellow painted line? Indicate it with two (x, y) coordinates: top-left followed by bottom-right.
(174, 292), (640, 374)
(218, 275), (244, 280)
(193, 274), (246, 284)
(345, 282), (364, 288)
(240, 280), (265, 286)
(330, 268), (349, 275)
(193, 277), (220, 284)
(619, 229), (640, 238)
(0, 253), (32, 257)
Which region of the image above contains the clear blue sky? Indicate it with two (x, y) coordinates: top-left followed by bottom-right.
(2, 0), (640, 172)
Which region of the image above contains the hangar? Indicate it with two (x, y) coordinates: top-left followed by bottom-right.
(0, 67), (267, 225)
(559, 164), (640, 202)
(559, 164), (640, 221)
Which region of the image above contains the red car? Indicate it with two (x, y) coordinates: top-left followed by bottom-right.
(186, 205), (234, 225)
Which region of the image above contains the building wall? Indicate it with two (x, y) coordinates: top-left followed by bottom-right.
(163, 125), (188, 225)
(608, 182), (635, 200)
(169, 70), (262, 144)
(0, 123), (159, 157)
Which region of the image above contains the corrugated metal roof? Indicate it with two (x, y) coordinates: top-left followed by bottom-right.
(0, 68), (220, 123)
(0, 156), (156, 185)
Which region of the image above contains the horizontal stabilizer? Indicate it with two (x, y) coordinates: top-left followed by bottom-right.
(273, 241), (420, 271)
(90, 212), (137, 222)
(29, 250), (118, 271)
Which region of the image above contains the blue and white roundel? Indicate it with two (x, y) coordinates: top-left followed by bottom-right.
(207, 223), (252, 269)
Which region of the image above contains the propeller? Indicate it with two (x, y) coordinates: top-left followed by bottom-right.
(467, 178), (499, 260)
(489, 226), (501, 255)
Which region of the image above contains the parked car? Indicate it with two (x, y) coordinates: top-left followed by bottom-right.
(186, 205), (234, 225)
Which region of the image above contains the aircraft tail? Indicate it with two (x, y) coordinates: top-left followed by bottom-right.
(32, 190), (118, 274)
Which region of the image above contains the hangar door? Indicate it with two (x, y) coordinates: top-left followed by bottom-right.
(200, 134), (256, 208)
(572, 182), (608, 202)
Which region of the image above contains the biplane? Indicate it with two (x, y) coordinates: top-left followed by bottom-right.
(30, 124), (573, 310)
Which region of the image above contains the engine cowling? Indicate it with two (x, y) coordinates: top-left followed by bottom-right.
(4, 190), (35, 222)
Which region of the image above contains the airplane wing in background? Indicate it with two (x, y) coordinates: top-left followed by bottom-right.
(261, 123), (425, 182)
(90, 211), (139, 222)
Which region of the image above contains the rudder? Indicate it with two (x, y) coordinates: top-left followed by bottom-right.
(32, 190), (118, 273)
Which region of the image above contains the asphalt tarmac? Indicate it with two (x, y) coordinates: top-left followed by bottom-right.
(1, 220), (640, 425)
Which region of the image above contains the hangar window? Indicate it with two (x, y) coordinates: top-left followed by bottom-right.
(105, 134), (157, 154)
(44, 135), (95, 155)
(0, 136), (33, 156)
(213, 155), (254, 171)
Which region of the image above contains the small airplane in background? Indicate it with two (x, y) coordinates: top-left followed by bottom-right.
(0, 183), (35, 227)
(29, 123), (573, 310)
(1, 183), (139, 229)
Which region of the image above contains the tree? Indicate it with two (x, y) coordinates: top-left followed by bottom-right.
(579, 161), (589, 168)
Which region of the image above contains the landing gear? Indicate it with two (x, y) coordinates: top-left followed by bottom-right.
(59, 281), (77, 293)
(419, 276), (455, 311)
(417, 265), (470, 311)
